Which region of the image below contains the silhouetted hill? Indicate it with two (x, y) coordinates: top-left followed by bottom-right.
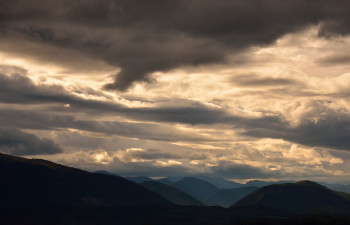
(140, 181), (205, 206)
(204, 186), (259, 207)
(126, 176), (153, 183)
(233, 180), (350, 212)
(197, 176), (245, 189)
(0, 153), (170, 206)
(173, 177), (219, 200)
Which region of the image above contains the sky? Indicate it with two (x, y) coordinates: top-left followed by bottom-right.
(2, 0), (350, 183)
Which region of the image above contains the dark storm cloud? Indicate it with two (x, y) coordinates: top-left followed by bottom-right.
(240, 107), (350, 151)
(4, 103), (350, 151)
(2, 0), (350, 90)
(318, 55), (350, 66)
(122, 149), (182, 161)
(0, 108), (215, 142)
(0, 72), (232, 125)
(0, 126), (62, 156)
(0, 73), (74, 104)
(0, 71), (117, 108)
(125, 105), (231, 125)
(231, 74), (300, 87)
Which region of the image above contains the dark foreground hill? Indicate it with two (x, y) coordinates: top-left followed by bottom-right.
(173, 177), (219, 200)
(0, 153), (169, 206)
(204, 186), (259, 207)
(233, 180), (350, 212)
(140, 181), (205, 206)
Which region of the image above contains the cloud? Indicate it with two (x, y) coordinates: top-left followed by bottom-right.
(0, 126), (62, 156)
(117, 148), (182, 162)
(318, 55), (350, 66)
(240, 101), (350, 151)
(0, 72), (233, 126)
(282, 144), (343, 166)
(231, 74), (300, 87)
(210, 161), (282, 179)
(0, 108), (219, 142)
(2, 0), (350, 90)
(2, 72), (350, 150)
(0, 72), (227, 142)
(0, 72), (73, 104)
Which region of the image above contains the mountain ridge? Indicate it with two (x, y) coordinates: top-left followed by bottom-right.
(0, 153), (170, 206)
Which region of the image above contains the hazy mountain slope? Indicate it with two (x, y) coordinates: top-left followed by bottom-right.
(245, 180), (294, 187)
(323, 183), (350, 194)
(233, 180), (350, 212)
(0, 153), (170, 206)
(126, 176), (153, 183)
(197, 176), (245, 189)
(204, 186), (259, 207)
(140, 181), (205, 206)
(173, 177), (219, 200)
(155, 178), (173, 186)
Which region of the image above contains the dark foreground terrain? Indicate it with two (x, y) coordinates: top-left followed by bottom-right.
(1, 204), (350, 225)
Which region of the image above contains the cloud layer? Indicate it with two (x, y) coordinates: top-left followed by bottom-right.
(2, 0), (350, 90)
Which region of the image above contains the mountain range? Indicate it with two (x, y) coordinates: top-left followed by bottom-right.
(3, 153), (350, 224)
(103, 173), (350, 208)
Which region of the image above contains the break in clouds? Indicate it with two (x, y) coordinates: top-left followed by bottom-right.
(1, 0), (350, 181)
